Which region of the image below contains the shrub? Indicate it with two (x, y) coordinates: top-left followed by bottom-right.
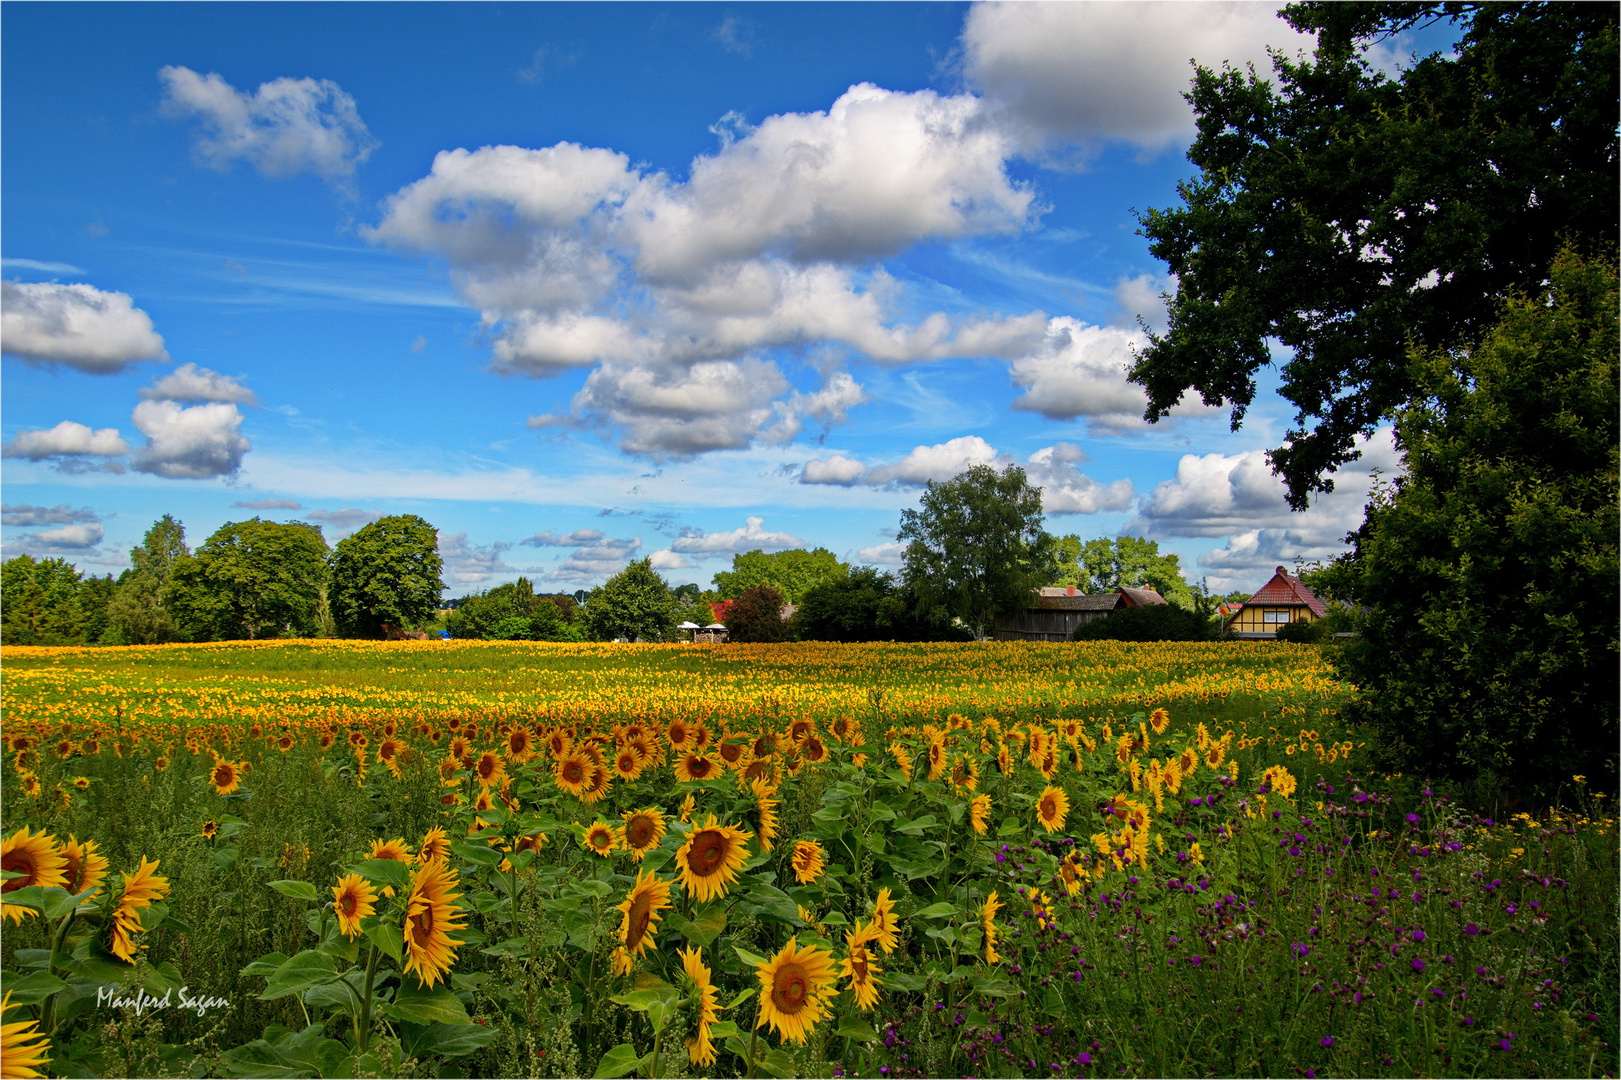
(1274, 618), (1329, 644)
(1073, 603), (1218, 642)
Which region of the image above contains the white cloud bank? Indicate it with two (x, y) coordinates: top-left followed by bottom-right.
(1128, 428), (1401, 590)
(368, 83), (1050, 457)
(129, 400), (249, 479)
(962, 1), (1314, 156)
(671, 515), (804, 555)
(801, 436), (1132, 516)
(140, 363), (258, 406)
(1, 281), (169, 373)
(159, 65), (378, 181)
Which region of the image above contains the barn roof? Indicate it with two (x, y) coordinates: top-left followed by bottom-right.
(1032, 591), (1120, 611)
(1239, 566), (1328, 617)
(1117, 586), (1168, 607)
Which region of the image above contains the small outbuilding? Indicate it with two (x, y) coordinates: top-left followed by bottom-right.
(1225, 566), (1327, 639)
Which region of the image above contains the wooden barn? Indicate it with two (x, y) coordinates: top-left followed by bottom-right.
(992, 585), (1167, 642)
(1225, 565), (1327, 639)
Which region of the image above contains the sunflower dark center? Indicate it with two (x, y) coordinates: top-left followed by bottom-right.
(690, 832), (725, 873)
(626, 895), (652, 949)
(688, 757), (712, 778)
(773, 965), (808, 1012)
(626, 817), (655, 848)
(0, 853), (34, 892)
(562, 760), (585, 783)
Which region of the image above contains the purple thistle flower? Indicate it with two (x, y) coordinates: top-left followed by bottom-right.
(1320, 1036), (1334, 1048)
(1411, 958), (1426, 972)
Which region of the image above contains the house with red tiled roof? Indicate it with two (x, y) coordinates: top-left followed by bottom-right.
(1226, 566), (1327, 639)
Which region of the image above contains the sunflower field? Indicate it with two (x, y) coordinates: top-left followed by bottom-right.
(1, 640), (1615, 1079)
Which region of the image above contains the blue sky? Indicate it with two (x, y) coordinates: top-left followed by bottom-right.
(2, 2), (1434, 595)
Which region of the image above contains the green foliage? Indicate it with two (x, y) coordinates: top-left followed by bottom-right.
(582, 558), (677, 642)
(712, 547), (848, 603)
(168, 519), (330, 641)
(1051, 535), (1194, 607)
(1133, 1), (1618, 505)
(899, 464), (1058, 640)
(1072, 603), (1219, 643)
(447, 578), (581, 641)
(1272, 618), (1328, 644)
(329, 515), (444, 638)
(1, 554), (89, 645)
(1332, 250), (1619, 798)
(794, 566), (960, 642)
(724, 584), (791, 643)
(107, 514), (190, 644)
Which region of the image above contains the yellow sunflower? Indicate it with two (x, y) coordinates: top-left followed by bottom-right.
(1204, 742), (1226, 770)
(1, 991), (51, 1079)
(59, 835), (109, 900)
(1, 827), (67, 924)
(950, 755), (980, 792)
(109, 857), (170, 963)
(332, 873), (377, 938)
(579, 763), (613, 805)
(620, 808), (667, 860)
(612, 868), (672, 974)
(473, 750), (506, 789)
(679, 946), (720, 1066)
(673, 816), (750, 903)
(790, 840), (826, 885)
(505, 726), (534, 763)
(583, 821), (621, 858)
(675, 752), (719, 783)
(209, 757), (244, 796)
(755, 939), (837, 1044)
(996, 742), (1013, 777)
(969, 793), (992, 836)
(417, 826), (451, 866)
(554, 751), (591, 797)
(869, 887), (899, 953)
(755, 791), (780, 851)
(403, 860), (467, 987)
(839, 921), (884, 1011)
(889, 742), (913, 781)
(679, 792), (697, 824)
(982, 890), (1003, 963)
(613, 746), (645, 781)
(1035, 785), (1070, 833)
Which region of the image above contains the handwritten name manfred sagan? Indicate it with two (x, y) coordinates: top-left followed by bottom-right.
(97, 986), (231, 1017)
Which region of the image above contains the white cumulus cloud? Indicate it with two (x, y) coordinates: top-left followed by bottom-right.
(2, 421), (130, 462)
(140, 363), (259, 406)
(856, 541), (906, 566)
(522, 528), (607, 547)
(1127, 428), (1402, 590)
(1, 281), (168, 373)
(671, 515), (804, 555)
(962, 1), (1313, 156)
(801, 453), (869, 486)
(368, 82), (1047, 455)
(159, 65), (378, 181)
(648, 548), (696, 570)
(28, 522), (105, 549)
(129, 400), (250, 479)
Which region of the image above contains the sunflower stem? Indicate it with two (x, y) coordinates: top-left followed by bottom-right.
(645, 1022), (663, 1079)
(40, 911), (75, 1033)
(357, 943), (381, 1053)
(744, 1015), (761, 1080)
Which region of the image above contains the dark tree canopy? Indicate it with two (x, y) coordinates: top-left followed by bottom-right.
(1133, 1), (1618, 506)
(0, 555), (88, 645)
(724, 583), (791, 643)
(794, 566), (964, 643)
(170, 518), (330, 641)
(1331, 251), (1618, 798)
(898, 464), (1057, 640)
(330, 515), (445, 638)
